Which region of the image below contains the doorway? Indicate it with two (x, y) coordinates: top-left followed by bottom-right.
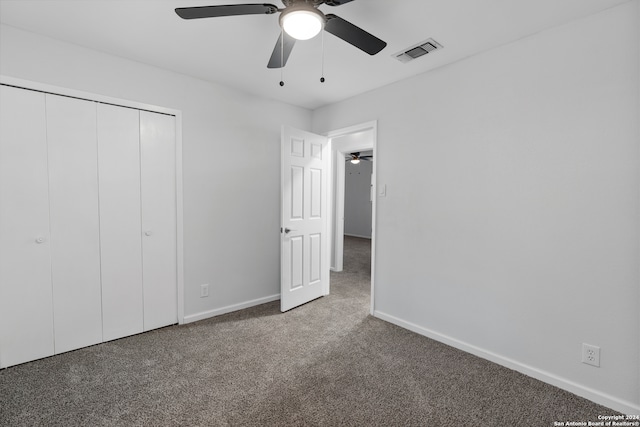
(326, 121), (377, 315)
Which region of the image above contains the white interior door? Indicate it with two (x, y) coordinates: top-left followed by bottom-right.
(0, 85), (55, 368)
(97, 104), (144, 341)
(140, 110), (177, 331)
(46, 94), (103, 354)
(281, 126), (330, 312)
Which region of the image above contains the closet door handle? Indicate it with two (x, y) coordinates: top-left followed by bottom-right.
(144, 231), (153, 236)
(35, 237), (46, 244)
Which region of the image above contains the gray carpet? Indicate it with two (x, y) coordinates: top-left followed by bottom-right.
(0, 236), (616, 426)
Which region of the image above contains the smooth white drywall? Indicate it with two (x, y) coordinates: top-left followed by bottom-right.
(0, 24), (312, 320)
(313, 2), (640, 413)
(344, 160), (373, 239)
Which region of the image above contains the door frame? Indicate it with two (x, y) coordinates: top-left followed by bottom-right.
(325, 121), (377, 315)
(0, 75), (185, 325)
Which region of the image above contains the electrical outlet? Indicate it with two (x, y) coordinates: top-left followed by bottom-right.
(582, 343), (600, 367)
(200, 284), (209, 298)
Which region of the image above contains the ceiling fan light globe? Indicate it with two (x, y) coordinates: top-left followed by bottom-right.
(281, 9), (323, 40)
(350, 159), (360, 164)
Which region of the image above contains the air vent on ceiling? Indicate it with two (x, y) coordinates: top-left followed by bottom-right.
(393, 38), (443, 63)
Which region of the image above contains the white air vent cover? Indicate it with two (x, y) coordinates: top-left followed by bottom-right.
(393, 38), (443, 63)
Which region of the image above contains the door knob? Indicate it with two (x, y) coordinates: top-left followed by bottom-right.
(284, 228), (296, 234)
(35, 237), (46, 244)
(144, 231), (153, 236)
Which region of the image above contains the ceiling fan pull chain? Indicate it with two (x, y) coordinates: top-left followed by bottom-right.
(279, 28), (285, 87)
(320, 29), (326, 83)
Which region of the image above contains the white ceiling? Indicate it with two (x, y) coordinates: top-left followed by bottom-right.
(0, 0), (630, 110)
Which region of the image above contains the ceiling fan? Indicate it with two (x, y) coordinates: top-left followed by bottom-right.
(175, 0), (387, 69)
(347, 152), (372, 164)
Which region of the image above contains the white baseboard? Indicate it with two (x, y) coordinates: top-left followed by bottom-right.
(374, 310), (640, 415)
(344, 233), (372, 239)
(183, 294), (280, 324)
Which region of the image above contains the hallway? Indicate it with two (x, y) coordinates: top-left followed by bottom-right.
(330, 235), (372, 306)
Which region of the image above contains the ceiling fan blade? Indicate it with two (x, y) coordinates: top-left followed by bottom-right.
(267, 32), (296, 68)
(324, 14), (386, 55)
(323, 0), (356, 5)
(175, 4), (279, 20)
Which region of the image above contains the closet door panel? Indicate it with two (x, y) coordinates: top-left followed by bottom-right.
(140, 111), (177, 331)
(97, 104), (144, 341)
(46, 94), (103, 354)
(0, 86), (55, 367)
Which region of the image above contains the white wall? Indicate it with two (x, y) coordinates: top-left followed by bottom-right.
(0, 24), (312, 321)
(344, 159), (373, 239)
(313, 2), (640, 414)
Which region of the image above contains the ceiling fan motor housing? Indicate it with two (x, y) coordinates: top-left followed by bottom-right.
(281, 0), (325, 7)
(281, 0), (353, 5)
(279, 2), (327, 26)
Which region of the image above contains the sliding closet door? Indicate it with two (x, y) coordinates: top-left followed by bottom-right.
(140, 111), (178, 331)
(46, 94), (103, 354)
(97, 104), (144, 341)
(0, 86), (55, 368)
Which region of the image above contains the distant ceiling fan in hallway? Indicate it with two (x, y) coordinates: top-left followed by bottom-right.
(175, 0), (387, 69)
(347, 152), (372, 164)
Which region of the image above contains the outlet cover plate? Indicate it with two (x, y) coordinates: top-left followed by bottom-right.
(582, 343), (600, 367)
(200, 284), (209, 298)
